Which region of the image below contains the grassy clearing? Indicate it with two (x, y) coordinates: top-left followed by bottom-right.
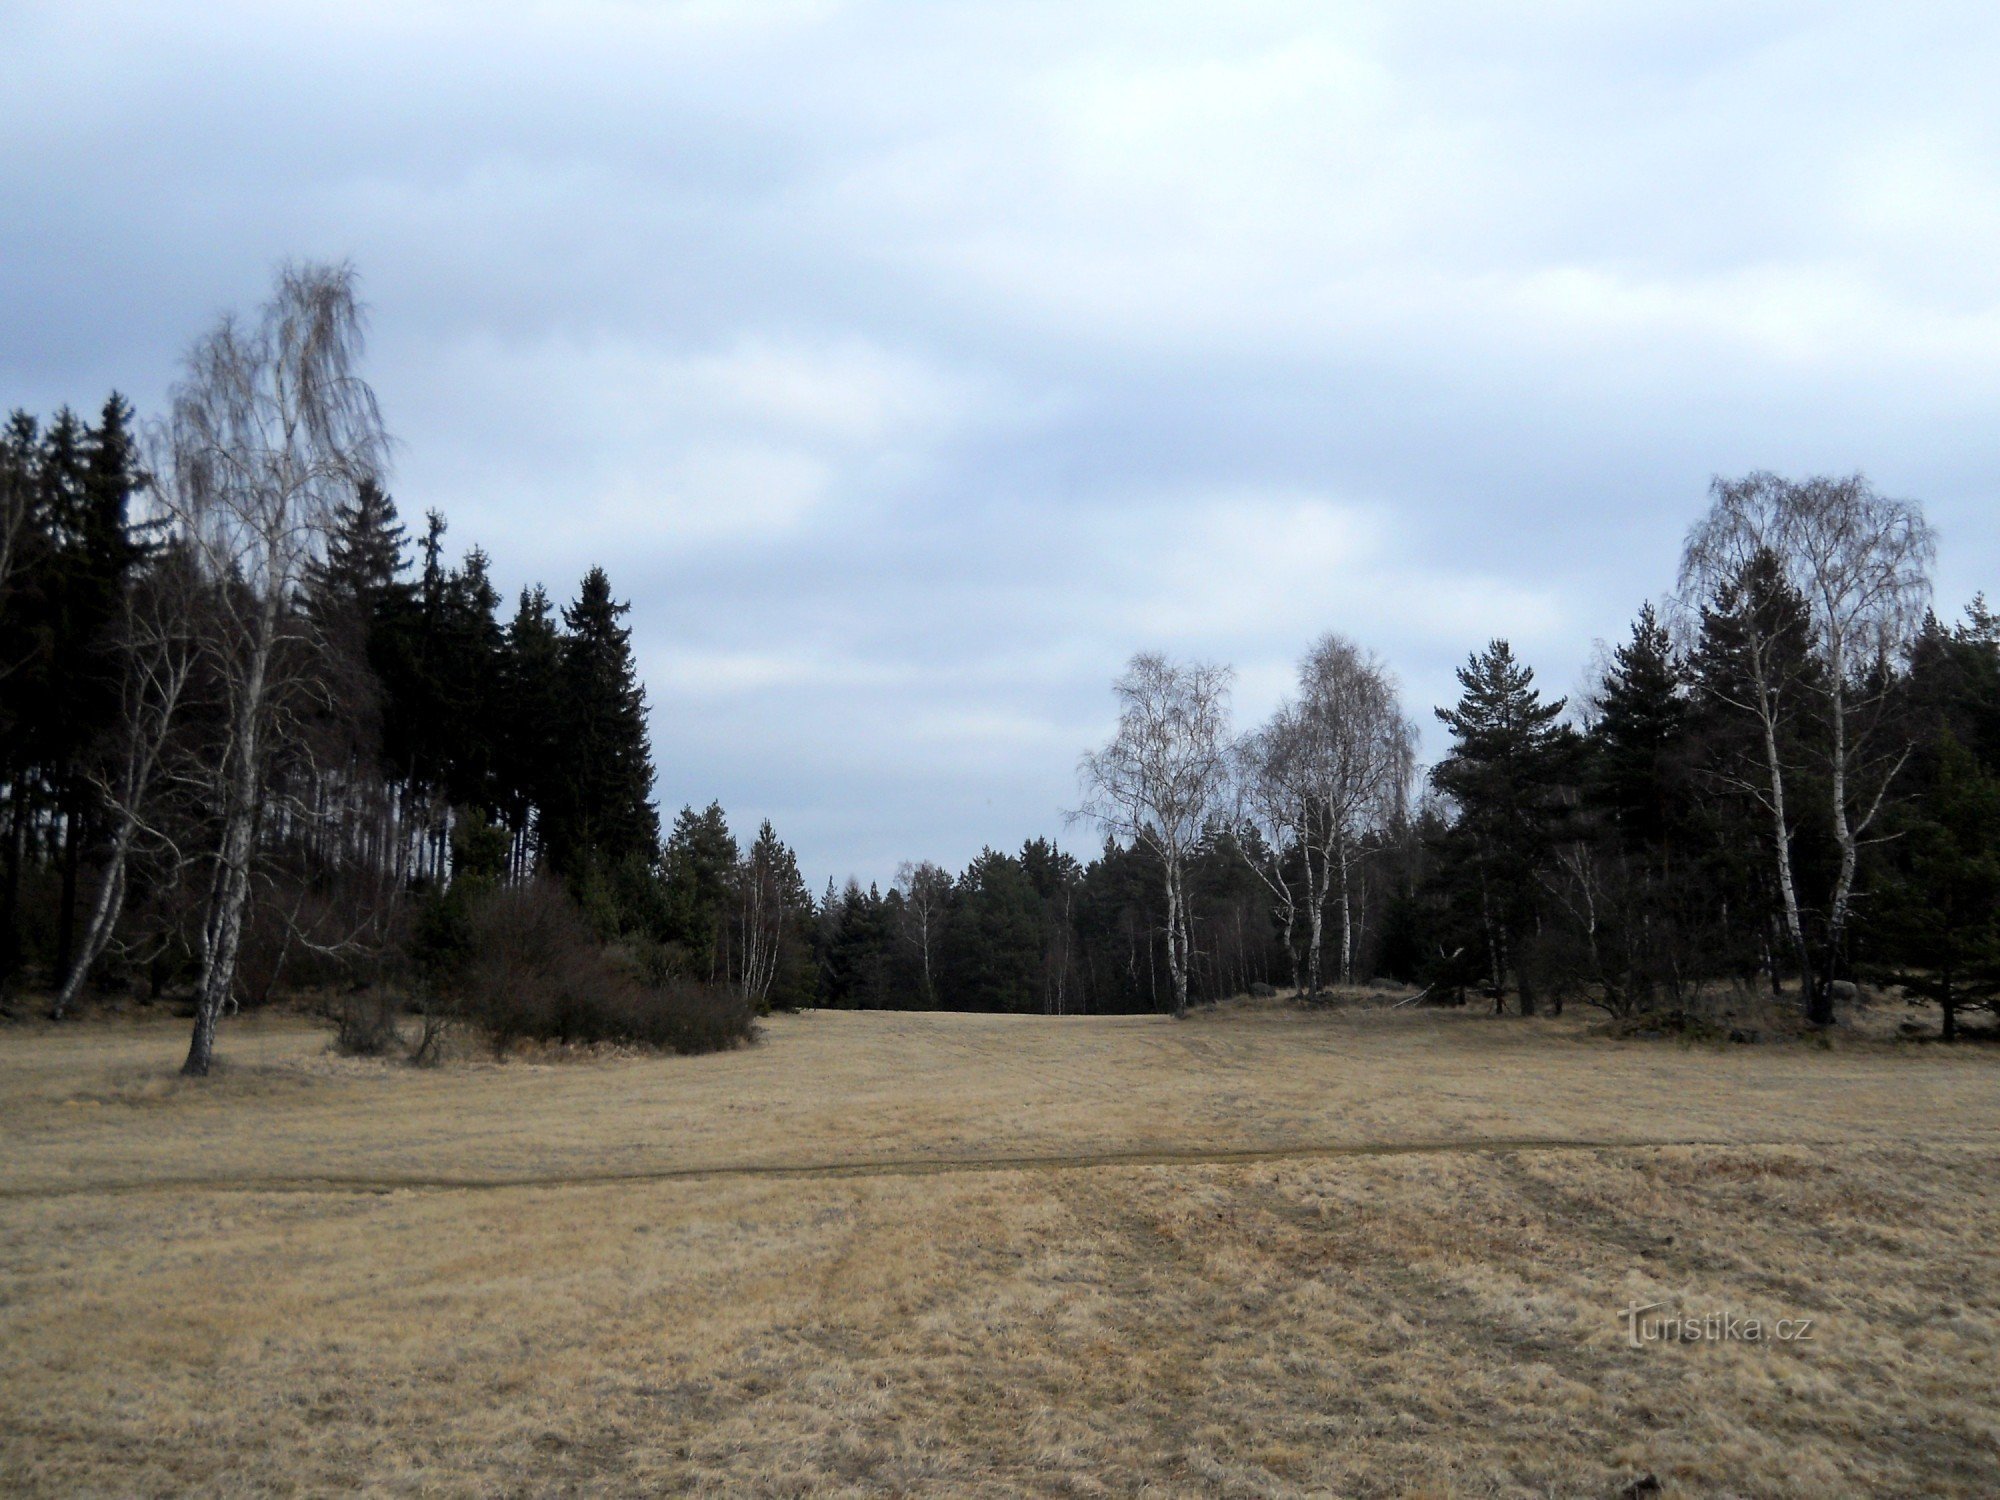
(2, 1003), (1998, 1495)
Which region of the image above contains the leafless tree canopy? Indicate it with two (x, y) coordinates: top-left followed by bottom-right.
(1077, 652), (1234, 1016)
(1678, 470), (1936, 1023)
(152, 262), (390, 1074)
(1232, 636), (1415, 995)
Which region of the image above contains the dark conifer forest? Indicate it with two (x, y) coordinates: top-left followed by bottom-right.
(4, 267), (1997, 1063)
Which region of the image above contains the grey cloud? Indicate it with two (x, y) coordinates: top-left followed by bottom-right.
(5, 0), (1998, 884)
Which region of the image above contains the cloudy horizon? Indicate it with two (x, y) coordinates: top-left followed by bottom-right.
(7, 1), (1998, 888)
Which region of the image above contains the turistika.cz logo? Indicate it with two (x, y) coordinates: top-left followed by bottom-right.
(1620, 1302), (1815, 1349)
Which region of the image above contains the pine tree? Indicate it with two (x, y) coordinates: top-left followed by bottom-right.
(1430, 640), (1576, 1013)
(545, 566), (659, 877)
(1588, 604), (1691, 854)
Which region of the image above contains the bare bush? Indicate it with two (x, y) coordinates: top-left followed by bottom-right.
(331, 987), (401, 1057)
(457, 881), (755, 1055)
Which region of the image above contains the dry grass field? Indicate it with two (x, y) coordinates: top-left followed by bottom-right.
(3, 1000), (1999, 1496)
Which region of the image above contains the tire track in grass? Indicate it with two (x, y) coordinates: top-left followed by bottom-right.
(7, 1134), (1982, 1202)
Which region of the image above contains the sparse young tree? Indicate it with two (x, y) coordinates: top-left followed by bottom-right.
(1078, 653), (1233, 1018)
(153, 262), (388, 1075)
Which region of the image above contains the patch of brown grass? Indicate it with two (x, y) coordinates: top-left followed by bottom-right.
(1, 1004), (1997, 1494)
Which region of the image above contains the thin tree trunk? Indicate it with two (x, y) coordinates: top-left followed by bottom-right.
(1164, 864), (1189, 1017)
(1757, 703), (1818, 1018)
(1337, 842), (1353, 988)
(54, 791), (80, 982)
(184, 593), (276, 1077)
(1819, 673), (1856, 1026)
(1303, 825), (1329, 998)
(50, 829), (130, 1019)
(1475, 855), (1504, 1012)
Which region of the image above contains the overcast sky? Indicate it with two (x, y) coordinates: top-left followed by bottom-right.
(6, 2), (1998, 887)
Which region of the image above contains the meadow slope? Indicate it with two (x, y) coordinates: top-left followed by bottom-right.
(2, 1003), (1998, 1496)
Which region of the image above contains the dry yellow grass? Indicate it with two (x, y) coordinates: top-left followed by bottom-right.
(2, 1002), (1998, 1495)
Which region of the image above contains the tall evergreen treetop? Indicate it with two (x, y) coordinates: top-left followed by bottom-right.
(546, 566), (659, 874)
(663, 801), (738, 975)
(1433, 640), (1570, 800)
(1588, 603), (1692, 852)
(1429, 640), (1578, 1010)
(307, 479), (408, 608)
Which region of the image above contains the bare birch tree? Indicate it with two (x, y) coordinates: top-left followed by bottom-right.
(1681, 472), (1934, 1024)
(894, 859), (952, 1008)
(1291, 637), (1417, 990)
(1077, 652), (1233, 1018)
(154, 263), (388, 1075)
(1231, 719), (1307, 992)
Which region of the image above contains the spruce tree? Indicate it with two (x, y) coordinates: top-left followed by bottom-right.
(822, 878), (898, 1007)
(1588, 603), (1691, 854)
(304, 479), (413, 794)
(662, 802), (738, 979)
(742, 819), (815, 1011)
(545, 566), (659, 877)
(440, 547), (507, 814)
(307, 479), (408, 607)
(0, 412), (47, 994)
(1430, 640), (1576, 1013)
(1906, 598), (2000, 778)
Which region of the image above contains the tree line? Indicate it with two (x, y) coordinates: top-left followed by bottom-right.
(637, 471), (1999, 1037)
(0, 265), (774, 1068)
(1049, 475), (1998, 1036)
(4, 261), (1996, 1061)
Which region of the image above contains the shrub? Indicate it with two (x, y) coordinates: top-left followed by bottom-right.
(454, 881), (755, 1056)
(331, 986), (402, 1057)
